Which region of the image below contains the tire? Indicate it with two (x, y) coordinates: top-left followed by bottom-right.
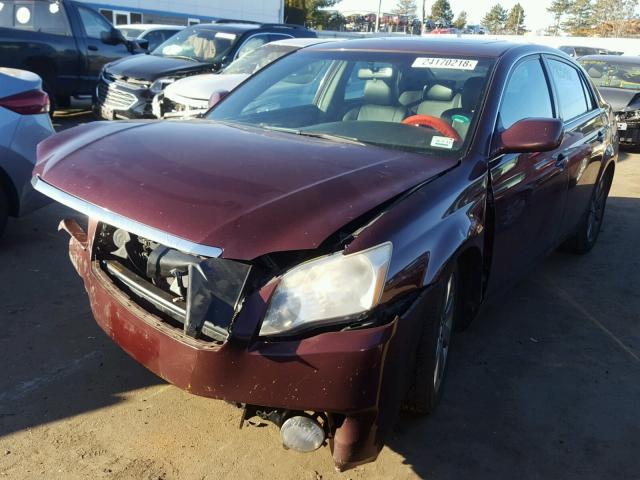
(0, 186), (8, 238)
(403, 268), (458, 414)
(561, 169), (612, 254)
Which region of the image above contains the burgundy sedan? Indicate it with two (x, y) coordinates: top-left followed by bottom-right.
(33, 38), (617, 470)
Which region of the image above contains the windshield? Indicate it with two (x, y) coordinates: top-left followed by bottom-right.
(118, 27), (140, 38)
(224, 44), (297, 75)
(152, 27), (238, 63)
(580, 59), (640, 90)
(208, 50), (495, 155)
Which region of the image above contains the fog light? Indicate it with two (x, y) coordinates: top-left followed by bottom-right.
(280, 415), (325, 452)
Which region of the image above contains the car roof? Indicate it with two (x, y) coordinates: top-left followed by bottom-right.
(193, 22), (311, 34)
(305, 37), (550, 58)
(268, 37), (334, 48)
(119, 24), (183, 31)
(578, 55), (639, 64)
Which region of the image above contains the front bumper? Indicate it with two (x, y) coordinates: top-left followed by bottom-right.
(94, 77), (154, 120)
(152, 92), (208, 120)
(64, 219), (422, 469)
(616, 113), (640, 145)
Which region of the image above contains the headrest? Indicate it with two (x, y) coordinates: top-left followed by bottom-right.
(358, 67), (394, 80)
(461, 76), (484, 111)
(425, 84), (454, 102)
(587, 66), (603, 78)
(364, 79), (393, 106)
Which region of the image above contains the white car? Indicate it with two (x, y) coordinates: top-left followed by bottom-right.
(153, 38), (333, 119)
(0, 68), (54, 236)
(118, 24), (184, 52)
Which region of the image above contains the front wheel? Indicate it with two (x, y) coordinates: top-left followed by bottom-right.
(562, 170), (611, 254)
(403, 269), (458, 414)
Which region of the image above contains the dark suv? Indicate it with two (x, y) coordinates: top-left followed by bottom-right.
(94, 21), (316, 119)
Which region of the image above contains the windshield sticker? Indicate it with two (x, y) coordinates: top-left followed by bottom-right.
(215, 32), (237, 40)
(412, 57), (478, 70)
(430, 136), (455, 149)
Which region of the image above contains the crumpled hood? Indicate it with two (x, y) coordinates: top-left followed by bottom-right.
(599, 86), (640, 112)
(35, 121), (457, 260)
(164, 73), (249, 103)
(105, 54), (214, 82)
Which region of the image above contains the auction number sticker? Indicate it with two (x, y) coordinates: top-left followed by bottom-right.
(412, 57), (478, 70)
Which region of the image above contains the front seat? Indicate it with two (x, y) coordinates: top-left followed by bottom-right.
(344, 69), (406, 122)
(441, 76), (485, 137)
(416, 84), (461, 118)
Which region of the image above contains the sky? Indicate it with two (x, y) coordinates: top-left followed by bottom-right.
(334, 0), (555, 33)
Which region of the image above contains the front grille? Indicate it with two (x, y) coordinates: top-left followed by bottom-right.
(97, 82), (137, 110)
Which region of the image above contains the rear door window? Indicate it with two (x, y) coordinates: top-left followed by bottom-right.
(547, 59), (590, 121)
(0, 0), (71, 36)
(499, 57), (554, 129)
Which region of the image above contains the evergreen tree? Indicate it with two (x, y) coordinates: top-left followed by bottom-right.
(453, 11), (468, 29)
(546, 0), (571, 35)
(394, 0), (417, 15)
(284, 0), (342, 28)
(563, 0), (595, 36)
(482, 4), (508, 34)
(505, 3), (526, 34)
(430, 0), (454, 26)
(592, 0), (639, 36)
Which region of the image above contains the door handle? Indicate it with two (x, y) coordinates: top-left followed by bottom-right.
(88, 45), (98, 51)
(596, 129), (605, 143)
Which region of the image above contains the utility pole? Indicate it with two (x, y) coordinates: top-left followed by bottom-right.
(421, 0), (428, 34)
(375, 0), (382, 32)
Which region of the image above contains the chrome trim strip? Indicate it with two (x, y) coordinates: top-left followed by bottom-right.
(32, 176), (223, 258)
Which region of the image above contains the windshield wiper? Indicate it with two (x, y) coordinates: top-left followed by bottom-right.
(164, 55), (198, 62)
(261, 126), (364, 145)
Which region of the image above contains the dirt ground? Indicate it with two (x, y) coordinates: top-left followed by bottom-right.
(0, 111), (638, 479)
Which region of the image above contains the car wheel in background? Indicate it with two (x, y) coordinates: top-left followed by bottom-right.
(403, 268), (458, 414)
(562, 168), (613, 254)
(0, 186), (8, 237)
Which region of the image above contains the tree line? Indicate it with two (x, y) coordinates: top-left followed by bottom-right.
(547, 0), (638, 37)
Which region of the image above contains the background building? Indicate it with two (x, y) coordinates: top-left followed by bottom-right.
(79, 0), (284, 26)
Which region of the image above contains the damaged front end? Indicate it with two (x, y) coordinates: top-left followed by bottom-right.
(617, 109), (640, 145)
(36, 175), (423, 471)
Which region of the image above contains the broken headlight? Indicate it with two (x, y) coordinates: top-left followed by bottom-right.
(259, 243), (392, 336)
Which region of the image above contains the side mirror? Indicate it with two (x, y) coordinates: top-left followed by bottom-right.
(496, 118), (564, 155)
(136, 38), (150, 51)
(208, 90), (229, 109)
(100, 27), (124, 46)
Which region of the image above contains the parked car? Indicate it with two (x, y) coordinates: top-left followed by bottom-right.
(94, 21), (316, 120)
(33, 38), (617, 470)
(118, 24), (184, 52)
(558, 45), (618, 58)
(153, 38), (333, 119)
(0, 68), (53, 236)
(580, 55), (640, 146)
(0, 0), (144, 112)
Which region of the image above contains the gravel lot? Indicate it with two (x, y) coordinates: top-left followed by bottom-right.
(0, 110), (638, 479)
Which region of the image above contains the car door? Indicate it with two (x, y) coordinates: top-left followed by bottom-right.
(544, 55), (609, 240)
(74, 6), (130, 90)
(487, 55), (569, 294)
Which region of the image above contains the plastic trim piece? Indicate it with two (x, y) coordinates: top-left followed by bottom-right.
(32, 175), (224, 258)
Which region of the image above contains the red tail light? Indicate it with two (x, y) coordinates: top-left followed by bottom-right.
(0, 89), (50, 115)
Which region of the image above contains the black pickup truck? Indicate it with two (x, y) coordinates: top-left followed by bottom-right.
(0, 0), (142, 111)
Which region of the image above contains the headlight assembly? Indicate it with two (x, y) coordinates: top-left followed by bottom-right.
(150, 77), (176, 94)
(259, 243), (392, 336)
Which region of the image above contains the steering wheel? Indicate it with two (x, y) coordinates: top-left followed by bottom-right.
(402, 115), (462, 143)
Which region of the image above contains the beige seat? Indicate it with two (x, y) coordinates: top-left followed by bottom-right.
(344, 68), (406, 122)
(416, 84), (462, 118)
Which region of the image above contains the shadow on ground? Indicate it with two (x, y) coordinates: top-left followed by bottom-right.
(0, 203), (161, 438)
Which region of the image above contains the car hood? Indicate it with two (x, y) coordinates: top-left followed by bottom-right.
(164, 74), (249, 102)
(599, 86), (640, 112)
(105, 54), (214, 82)
(34, 121), (457, 260)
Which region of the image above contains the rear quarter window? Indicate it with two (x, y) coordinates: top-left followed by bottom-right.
(547, 59), (590, 121)
(0, 0), (71, 36)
